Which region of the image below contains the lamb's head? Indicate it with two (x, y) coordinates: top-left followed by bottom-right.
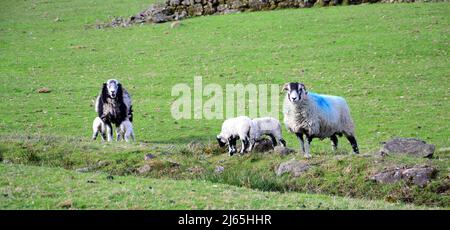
(216, 135), (227, 148)
(216, 134), (237, 154)
(103, 79), (122, 99)
(283, 82), (308, 103)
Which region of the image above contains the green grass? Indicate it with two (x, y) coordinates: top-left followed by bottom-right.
(0, 1), (449, 150)
(0, 163), (430, 209)
(1, 134), (448, 208)
(0, 0), (449, 209)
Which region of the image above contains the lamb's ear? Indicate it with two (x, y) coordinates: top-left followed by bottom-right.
(282, 83), (290, 91)
(100, 83), (108, 103)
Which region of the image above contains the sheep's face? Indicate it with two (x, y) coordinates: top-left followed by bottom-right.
(216, 135), (227, 147)
(283, 82), (307, 102)
(106, 79), (120, 99)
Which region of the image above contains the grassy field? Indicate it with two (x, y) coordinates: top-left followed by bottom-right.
(1, 163), (428, 209)
(0, 0), (449, 209)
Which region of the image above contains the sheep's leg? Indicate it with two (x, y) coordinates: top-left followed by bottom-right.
(100, 131), (107, 141)
(268, 134), (277, 147)
(295, 133), (305, 154)
(303, 136), (313, 159)
(279, 139), (287, 147)
(228, 137), (237, 156)
(330, 134), (338, 152)
(116, 127), (121, 142)
(247, 139), (255, 152)
(345, 135), (359, 154)
(130, 131), (135, 142)
(92, 130), (99, 140)
(240, 137), (249, 155)
(106, 124), (113, 142)
(124, 132), (129, 142)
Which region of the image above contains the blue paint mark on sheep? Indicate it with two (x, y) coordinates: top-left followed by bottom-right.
(309, 93), (331, 112)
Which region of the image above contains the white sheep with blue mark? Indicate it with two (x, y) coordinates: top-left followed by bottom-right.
(216, 116), (253, 156)
(283, 82), (359, 158)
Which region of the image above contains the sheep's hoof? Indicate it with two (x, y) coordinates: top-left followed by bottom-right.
(304, 154), (312, 159)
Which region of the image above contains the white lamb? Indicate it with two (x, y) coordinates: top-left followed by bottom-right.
(92, 117), (106, 141)
(116, 119), (135, 142)
(250, 117), (286, 149)
(216, 116), (253, 156)
(283, 82), (359, 158)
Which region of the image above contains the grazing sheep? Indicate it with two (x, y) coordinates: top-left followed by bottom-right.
(216, 116), (253, 156)
(92, 117), (106, 141)
(282, 82), (359, 158)
(117, 119), (135, 142)
(250, 117), (286, 149)
(94, 79), (133, 141)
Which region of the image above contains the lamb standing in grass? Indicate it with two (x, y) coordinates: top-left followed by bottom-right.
(282, 82), (359, 158)
(92, 117), (106, 141)
(216, 116), (253, 156)
(117, 119), (135, 142)
(250, 117), (286, 149)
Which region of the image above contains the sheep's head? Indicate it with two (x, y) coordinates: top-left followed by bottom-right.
(283, 82), (307, 102)
(216, 135), (226, 147)
(104, 79), (122, 99)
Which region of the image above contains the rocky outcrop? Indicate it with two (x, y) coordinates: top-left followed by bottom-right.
(275, 159), (310, 177)
(274, 146), (296, 156)
(380, 138), (435, 158)
(369, 165), (437, 187)
(252, 139), (274, 153)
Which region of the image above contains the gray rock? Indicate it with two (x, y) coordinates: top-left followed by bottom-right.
(276, 159), (310, 177)
(75, 167), (91, 173)
(252, 139), (274, 152)
(215, 165), (225, 174)
(370, 165), (437, 187)
(137, 164), (152, 174)
(144, 154), (156, 160)
(193, 4), (203, 16)
(274, 146), (295, 156)
(169, 0), (180, 6)
(380, 138), (435, 158)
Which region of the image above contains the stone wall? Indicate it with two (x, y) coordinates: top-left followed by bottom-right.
(103, 0), (421, 27)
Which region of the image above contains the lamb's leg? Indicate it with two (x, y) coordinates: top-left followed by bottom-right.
(106, 124), (113, 142)
(92, 129), (99, 140)
(279, 139), (287, 147)
(240, 137), (249, 155)
(268, 134), (277, 147)
(116, 127), (121, 142)
(345, 135), (359, 154)
(295, 133), (305, 154)
(130, 131), (135, 142)
(100, 132), (107, 141)
(330, 134), (338, 152)
(228, 137), (237, 156)
(247, 139), (255, 152)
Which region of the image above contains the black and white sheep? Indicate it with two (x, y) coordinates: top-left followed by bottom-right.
(216, 116), (253, 156)
(250, 117), (286, 149)
(282, 82), (359, 158)
(94, 79), (133, 141)
(116, 119), (135, 142)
